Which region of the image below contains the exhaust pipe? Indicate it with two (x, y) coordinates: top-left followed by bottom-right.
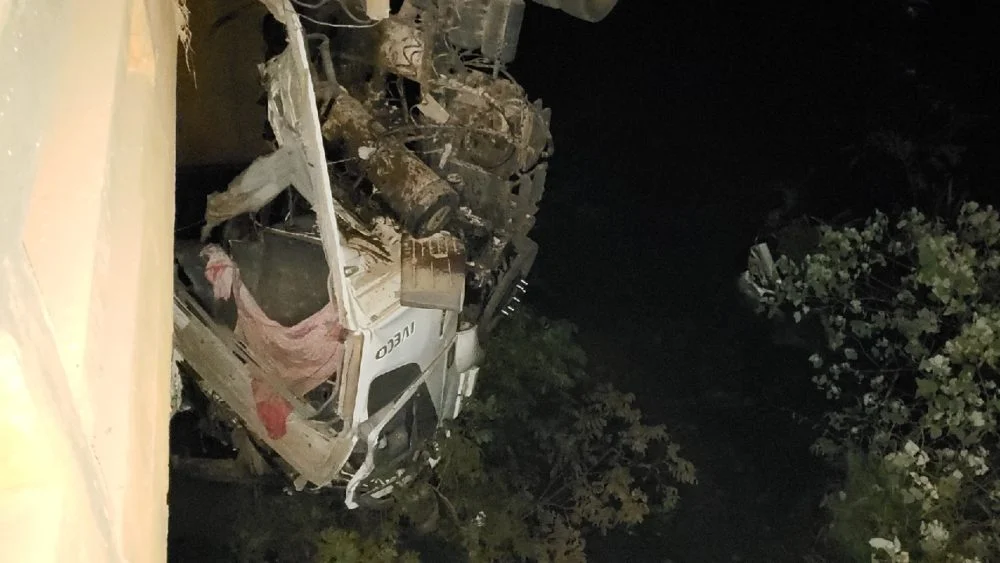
(531, 0), (618, 22)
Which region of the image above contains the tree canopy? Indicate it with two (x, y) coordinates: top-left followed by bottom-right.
(227, 311), (697, 562)
(750, 203), (1000, 561)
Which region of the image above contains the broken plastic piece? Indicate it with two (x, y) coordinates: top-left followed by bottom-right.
(738, 242), (779, 302)
(531, 0), (618, 22)
(201, 146), (311, 241)
(365, 0), (391, 20)
(416, 94), (450, 124)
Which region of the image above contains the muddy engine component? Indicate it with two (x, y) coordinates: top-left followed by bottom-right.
(310, 0), (557, 331)
(322, 92), (459, 237)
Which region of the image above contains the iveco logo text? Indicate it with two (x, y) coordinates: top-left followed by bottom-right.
(375, 322), (416, 360)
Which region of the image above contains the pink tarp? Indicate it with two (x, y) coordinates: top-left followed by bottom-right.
(201, 244), (345, 439)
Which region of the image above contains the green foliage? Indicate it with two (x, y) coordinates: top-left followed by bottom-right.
(824, 449), (918, 562)
(315, 529), (420, 563)
(367, 311), (696, 562)
(751, 203), (1000, 561)
(222, 487), (420, 563)
(227, 491), (334, 562)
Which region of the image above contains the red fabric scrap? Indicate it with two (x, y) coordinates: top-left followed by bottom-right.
(201, 244), (344, 439)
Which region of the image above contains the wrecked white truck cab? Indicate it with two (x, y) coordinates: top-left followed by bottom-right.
(171, 0), (617, 508)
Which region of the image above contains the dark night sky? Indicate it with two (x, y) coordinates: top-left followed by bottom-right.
(509, 0), (1000, 319)
(503, 1), (1000, 560)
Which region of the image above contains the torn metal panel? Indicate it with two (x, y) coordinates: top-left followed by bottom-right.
(258, 0), (360, 331)
(400, 232), (466, 312)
